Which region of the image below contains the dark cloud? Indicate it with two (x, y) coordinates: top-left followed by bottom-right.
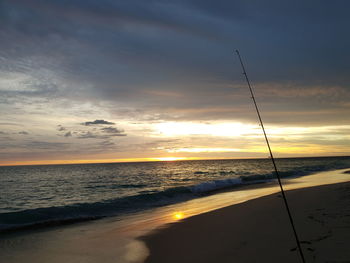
(57, 126), (66, 131)
(100, 126), (125, 135)
(82, 120), (115, 126)
(18, 131), (29, 135)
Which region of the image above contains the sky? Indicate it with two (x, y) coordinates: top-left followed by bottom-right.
(0, 0), (350, 165)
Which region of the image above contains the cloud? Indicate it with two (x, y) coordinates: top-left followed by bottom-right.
(76, 130), (126, 139)
(57, 122), (126, 139)
(57, 125), (66, 131)
(18, 131), (29, 135)
(99, 140), (115, 147)
(1, 0), (350, 163)
(76, 131), (94, 139)
(64, 131), (72, 137)
(0, 122), (21, 126)
(1, 0), (349, 128)
(100, 126), (125, 135)
(82, 119), (115, 126)
(24, 140), (69, 150)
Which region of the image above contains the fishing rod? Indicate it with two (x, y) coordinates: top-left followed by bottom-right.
(235, 50), (306, 263)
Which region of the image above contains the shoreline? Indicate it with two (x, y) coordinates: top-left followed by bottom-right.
(1, 168), (350, 263)
(0, 180), (275, 235)
(142, 180), (350, 263)
(2, 166), (349, 235)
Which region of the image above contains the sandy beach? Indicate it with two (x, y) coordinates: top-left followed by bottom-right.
(143, 180), (350, 263)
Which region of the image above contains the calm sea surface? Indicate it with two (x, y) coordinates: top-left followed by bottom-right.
(1, 156), (350, 231)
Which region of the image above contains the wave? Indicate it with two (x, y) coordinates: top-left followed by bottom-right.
(190, 178), (243, 193)
(2, 162), (349, 233)
(0, 176), (274, 233)
(0, 186), (192, 232)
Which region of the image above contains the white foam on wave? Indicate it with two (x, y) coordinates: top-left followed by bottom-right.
(190, 178), (242, 193)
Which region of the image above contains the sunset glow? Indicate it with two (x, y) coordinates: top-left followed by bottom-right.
(166, 148), (241, 153)
(153, 157), (187, 162)
(155, 122), (258, 137)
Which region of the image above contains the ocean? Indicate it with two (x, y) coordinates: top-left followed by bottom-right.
(1, 156), (350, 232)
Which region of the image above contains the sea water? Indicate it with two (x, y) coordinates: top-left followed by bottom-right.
(1, 156), (350, 232)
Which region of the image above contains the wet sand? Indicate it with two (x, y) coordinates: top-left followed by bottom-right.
(143, 180), (350, 262)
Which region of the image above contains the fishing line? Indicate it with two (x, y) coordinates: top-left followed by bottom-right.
(235, 50), (306, 263)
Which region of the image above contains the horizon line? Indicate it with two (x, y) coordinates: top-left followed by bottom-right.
(1, 155), (349, 167)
